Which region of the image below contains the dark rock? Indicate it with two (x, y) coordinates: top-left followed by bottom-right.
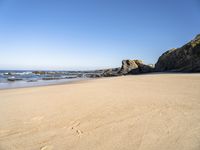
(119, 59), (154, 75)
(102, 68), (121, 77)
(134, 61), (154, 73)
(7, 77), (23, 81)
(32, 71), (46, 75)
(84, 73), (102, 78)
(119, 60), (140, 74)
(42, 77), (61, 80)
(155, 34), (200, 72)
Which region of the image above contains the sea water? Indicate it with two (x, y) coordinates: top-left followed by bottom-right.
(0, 70), (92, 89)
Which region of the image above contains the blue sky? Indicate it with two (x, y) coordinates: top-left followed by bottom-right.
(0, 0), (199, 70)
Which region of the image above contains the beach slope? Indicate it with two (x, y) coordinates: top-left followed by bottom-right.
(0, 74), (200, 150)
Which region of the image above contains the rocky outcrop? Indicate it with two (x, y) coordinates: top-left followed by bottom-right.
(155, 34), (200, 72)
(119, 59), (154, 75)
(102, 68), (121, 77)
(84, 73), (102, 78)
(100, 60), (154, 77)
(119, 60), (140, 74)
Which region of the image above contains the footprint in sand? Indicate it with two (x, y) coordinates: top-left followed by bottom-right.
(76, 129), (83, 136)
(67, 121), (83, 136)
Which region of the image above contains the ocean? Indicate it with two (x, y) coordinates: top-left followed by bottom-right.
(0, 70), (100, 89)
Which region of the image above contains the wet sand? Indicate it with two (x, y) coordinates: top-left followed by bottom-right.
(0, 74), (200, 150)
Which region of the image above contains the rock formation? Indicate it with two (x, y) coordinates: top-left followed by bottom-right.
(119, 60), (140, 74)
(100, 60), (154, 77)
(102, 68), (121, 77)
(119, 59), (154, 75)
(155, 34), (200, 72)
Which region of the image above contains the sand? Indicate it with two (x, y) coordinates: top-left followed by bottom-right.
(0, 74), (200, 150)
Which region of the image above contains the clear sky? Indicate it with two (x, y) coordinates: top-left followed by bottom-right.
(0, 0), (199, 70)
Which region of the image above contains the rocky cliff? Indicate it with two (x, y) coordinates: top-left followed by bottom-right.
(155, 34), (200, 72)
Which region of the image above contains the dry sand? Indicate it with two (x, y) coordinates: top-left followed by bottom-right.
(0, 74), (200, 150)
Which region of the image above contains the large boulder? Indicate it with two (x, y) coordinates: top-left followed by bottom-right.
(119, 59), (154, 75)
(119, 60), (140, 74)
(155, 34), (200, 72)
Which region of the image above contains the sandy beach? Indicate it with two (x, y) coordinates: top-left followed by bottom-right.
(0, 74), (200, 150)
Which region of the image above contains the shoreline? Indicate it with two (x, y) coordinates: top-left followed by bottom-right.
(1, 72), (200, 91)
(0, 78), (93, 91)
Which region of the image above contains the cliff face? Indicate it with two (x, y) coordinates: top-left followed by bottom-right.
(155, 34), (200, 72)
